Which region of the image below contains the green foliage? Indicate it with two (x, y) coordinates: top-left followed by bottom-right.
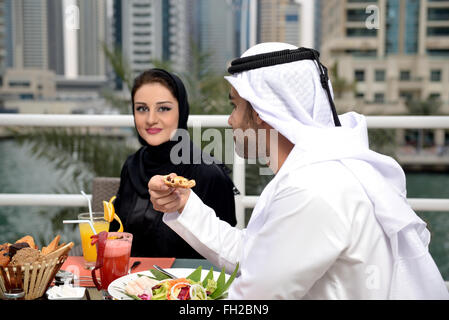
(102, 43), (133, 92)
(329, 61), (357, 99)
(100, 43), (132, 114)
(171, 40), (232, 116)
(8, 127), (137, 187)
(405, 97), (443, 116)
(368, 129), (397, 159)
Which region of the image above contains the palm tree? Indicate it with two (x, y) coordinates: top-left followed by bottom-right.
(329, 61), (357, 100)
(181, 41), (231, 115)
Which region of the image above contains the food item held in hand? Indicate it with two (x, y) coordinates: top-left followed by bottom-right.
(163, 175), (196, 189)
(10, 247), (41, 266)
(103, 196), (124, 232)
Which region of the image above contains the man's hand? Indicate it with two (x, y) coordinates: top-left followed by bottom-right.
(148, 173), (191, 213)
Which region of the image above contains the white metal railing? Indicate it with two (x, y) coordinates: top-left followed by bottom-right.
(0, 114), (230, 128)
(2, 113), (449, 128)
(1, 114), (449, 229)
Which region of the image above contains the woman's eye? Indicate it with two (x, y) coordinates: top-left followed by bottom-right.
(158, 106), (171, 112)
(136, 106), (148, 112)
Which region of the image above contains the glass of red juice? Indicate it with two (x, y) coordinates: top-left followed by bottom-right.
(98, 232), (133, 290)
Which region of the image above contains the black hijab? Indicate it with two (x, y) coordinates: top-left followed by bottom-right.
(114, 68), (237, 258)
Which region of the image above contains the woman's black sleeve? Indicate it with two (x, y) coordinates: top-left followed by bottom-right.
(194, 165), (237, 227)
(110, 160), (130, 231)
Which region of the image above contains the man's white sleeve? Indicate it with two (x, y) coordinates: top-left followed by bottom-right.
(163, 190), (244, 273)
(229, 186), (350, 299)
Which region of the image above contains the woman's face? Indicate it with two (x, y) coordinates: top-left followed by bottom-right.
(133, 82), (179, 146)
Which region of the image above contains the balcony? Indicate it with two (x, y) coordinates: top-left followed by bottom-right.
(1, 113), (449, 228)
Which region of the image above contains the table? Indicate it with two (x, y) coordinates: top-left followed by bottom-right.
(60, 256), (218, 300)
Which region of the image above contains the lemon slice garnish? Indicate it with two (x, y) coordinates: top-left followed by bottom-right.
(103, 196), (124, 232)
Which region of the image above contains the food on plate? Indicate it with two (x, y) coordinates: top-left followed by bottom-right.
(15, 235), (37, 249)
(163, 175), (196, 189)
(124, 276), (213, 300)
(117, 264), (240, 301)
(10, 247), (41, 266)
(124, 276), (159, 298)
(154, 277), (214, 300)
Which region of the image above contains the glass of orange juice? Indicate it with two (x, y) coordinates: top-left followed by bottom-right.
(78, 212), (110, 269)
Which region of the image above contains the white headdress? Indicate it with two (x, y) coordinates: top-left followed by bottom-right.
(225, 42), (448, 299)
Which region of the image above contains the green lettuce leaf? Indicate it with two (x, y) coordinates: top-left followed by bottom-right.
(149, 269), (172, 281)
(209, 263), (239, 300)
(187, 265), (203, 282)
(202, 267), (215, 288)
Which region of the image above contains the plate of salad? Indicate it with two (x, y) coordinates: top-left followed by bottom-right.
(108, 264), (239, 300)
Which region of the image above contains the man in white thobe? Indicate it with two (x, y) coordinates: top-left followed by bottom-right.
(148, 43), (449, 299)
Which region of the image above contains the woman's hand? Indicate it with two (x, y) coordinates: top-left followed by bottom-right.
(148, 173), (190, 213)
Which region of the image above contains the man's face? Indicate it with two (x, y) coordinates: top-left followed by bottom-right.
(228, 86), (258, 159)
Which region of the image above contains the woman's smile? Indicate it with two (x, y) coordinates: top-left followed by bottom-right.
(146, 128), (162, 135)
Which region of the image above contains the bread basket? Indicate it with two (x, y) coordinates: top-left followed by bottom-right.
(0, 242), (74, 300)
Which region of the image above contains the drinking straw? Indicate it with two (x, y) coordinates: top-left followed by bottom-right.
(63, 220), (97, 235)
(80, 190), (94, 226)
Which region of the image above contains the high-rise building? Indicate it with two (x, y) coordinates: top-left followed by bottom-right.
(258, 0), (287, 43)
(47, 0), (65, 75)
(162, 0), (191, 74)
(314, 0), (322, 51)
(319, 0), (449, 153)
(320, 0), (449, 114)
(257, 0), (302, 47)
(6, 0), (49, 70)
(77, 0), (108, 77)
(119, 0), (160, 77)
(233, 0), (258, 54)
(114, 0), (192, 82)
(4, 0), (108, 78)
(0, 0), (7, 71)
(284, 1), (302, 46)
(194, 0), (237, 72)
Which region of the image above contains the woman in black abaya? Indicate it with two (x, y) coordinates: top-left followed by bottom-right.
(113, 68), (237, 258)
